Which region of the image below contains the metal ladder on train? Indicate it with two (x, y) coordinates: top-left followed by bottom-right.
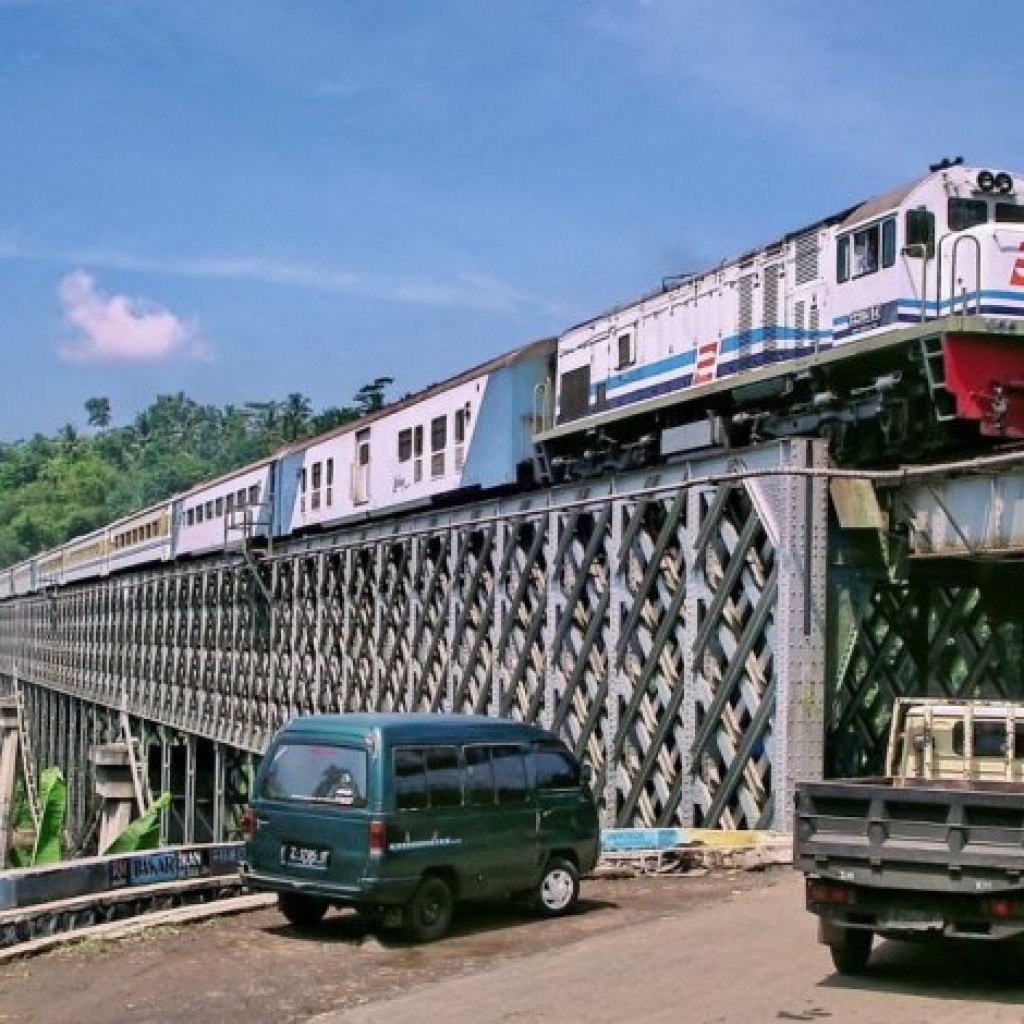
(915, 335), (957, 424)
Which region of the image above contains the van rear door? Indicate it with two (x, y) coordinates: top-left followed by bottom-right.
(250, 739), (371, 890)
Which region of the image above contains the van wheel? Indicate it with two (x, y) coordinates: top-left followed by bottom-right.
(534, 857), (580, 917)
(278, 893), (328, 929)
(828, 929), (873, 974)
(402, 876), (453, 942)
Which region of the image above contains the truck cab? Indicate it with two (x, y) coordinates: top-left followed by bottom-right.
(890, 699), (1024, 783)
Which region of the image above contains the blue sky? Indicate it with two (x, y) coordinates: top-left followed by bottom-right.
(1, 0), (1022, 439)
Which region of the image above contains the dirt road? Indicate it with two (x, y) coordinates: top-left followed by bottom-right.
(0, 867), (773, 1024)
(4, 867), (1022, 1023)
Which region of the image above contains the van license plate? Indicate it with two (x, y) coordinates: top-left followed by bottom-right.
(281, 843), (331, 869)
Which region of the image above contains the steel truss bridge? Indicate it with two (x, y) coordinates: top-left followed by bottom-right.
(2, 439), (1023, 850)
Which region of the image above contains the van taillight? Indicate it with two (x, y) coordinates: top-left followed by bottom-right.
(241, 805), (254, 840)
(369, 820), (386, 855)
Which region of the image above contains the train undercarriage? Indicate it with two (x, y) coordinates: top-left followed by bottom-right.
(536, 320), (1024, 481)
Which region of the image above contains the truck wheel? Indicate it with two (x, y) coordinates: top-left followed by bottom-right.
(278, 892), (328, 929)
(534, 857), (580, 917)
(829, 929), (873, 974)
(402, 875), (453, 942)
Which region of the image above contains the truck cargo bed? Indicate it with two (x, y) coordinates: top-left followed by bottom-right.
(795, 778), (1024, 894)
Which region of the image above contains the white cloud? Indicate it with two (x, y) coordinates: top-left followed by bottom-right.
(57, 270), (211, 364)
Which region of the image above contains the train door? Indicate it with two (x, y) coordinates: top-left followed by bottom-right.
(351, 429), (371, 505)
(558, 364), (591, 422)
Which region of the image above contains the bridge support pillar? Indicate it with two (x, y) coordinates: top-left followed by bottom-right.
(90, 743), (138, 853)
(0, 698), (20, 858)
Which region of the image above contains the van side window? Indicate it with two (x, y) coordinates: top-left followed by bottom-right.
(394, 745), (461, 810)
(426, 746), (461, 808)
(394, 748), (428, 810)
(465, 746), (496, 805)
(535, 744), (580, 789)
(490, 745), (528, 804)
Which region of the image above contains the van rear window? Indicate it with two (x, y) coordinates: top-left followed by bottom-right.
(259, 743), (368, 807)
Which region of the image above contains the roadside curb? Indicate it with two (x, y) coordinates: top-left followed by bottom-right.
(0, 892), (276, 964)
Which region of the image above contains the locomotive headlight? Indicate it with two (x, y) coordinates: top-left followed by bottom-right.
(977, 169), (995, 192)
(995, 171), (1014, 194)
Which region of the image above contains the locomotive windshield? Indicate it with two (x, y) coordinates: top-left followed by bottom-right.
(949, 197), (988, 231)
(949, 196), (1024, 230)
(996, 202), (1024, 223)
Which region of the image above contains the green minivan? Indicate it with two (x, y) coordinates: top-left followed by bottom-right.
(239, 713), (601, 941)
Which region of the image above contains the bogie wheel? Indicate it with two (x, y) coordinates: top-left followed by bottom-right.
(828, 928), (873, 974)
(278, 892), (329, 929)
(534, 857), (580, 917)
(402, 875), (453, 943)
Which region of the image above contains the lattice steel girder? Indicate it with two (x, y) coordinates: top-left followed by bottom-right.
(894, 465), (1024, 557)
(0, 440), (831, 832)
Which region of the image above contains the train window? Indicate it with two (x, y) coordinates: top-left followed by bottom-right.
(616, 331), (635, 370)
(413, 424), (423, 457)
(215, 498), (223, 517)
(248, 484), (260, 504)
(398, 428), (413, 462)
(836, 236), (850, 283)
(311, 463), (322, 510)
(905, 208), (936, 258)
(881, 217), (896, 268)
(197, 505), (205, 524)
(205, 500), (214, 519)
(852, 225), (881, 278)
(454, 407), (468, 444)
(226, 493), (234, 514)
(949, 197), (987, 231)
(237, 488), (246, 507)
(186, 509), (195, 527)
(431, 415), (447, 453)
(996, 202), (1024, 224)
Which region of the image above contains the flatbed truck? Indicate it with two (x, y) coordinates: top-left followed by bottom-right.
(794, 698), (1024, 973)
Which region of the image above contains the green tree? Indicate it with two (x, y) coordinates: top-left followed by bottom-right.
(354, 377), (394, 416)
(280, 393), (313, 442)
(84, 396), (112, 429)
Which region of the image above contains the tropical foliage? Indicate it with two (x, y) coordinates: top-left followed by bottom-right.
(0, 384), (390, 569)
(7, 766), (66, 868)
(102, 791), (172, 855)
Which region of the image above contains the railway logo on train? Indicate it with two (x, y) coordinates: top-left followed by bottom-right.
(3, 158), (1024, 599)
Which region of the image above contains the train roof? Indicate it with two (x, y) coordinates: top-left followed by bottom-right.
(563, 167), (939, 335)
(278, 335), (556, 454)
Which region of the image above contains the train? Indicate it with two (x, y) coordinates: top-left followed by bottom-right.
(3, 158), (1024, 599)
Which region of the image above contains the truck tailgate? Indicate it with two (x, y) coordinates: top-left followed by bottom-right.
(795, 779), (1024, 893)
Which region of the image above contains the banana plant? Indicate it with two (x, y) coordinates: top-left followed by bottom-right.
(102, 791), (172, 855)
(7, 766), (66, 868)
